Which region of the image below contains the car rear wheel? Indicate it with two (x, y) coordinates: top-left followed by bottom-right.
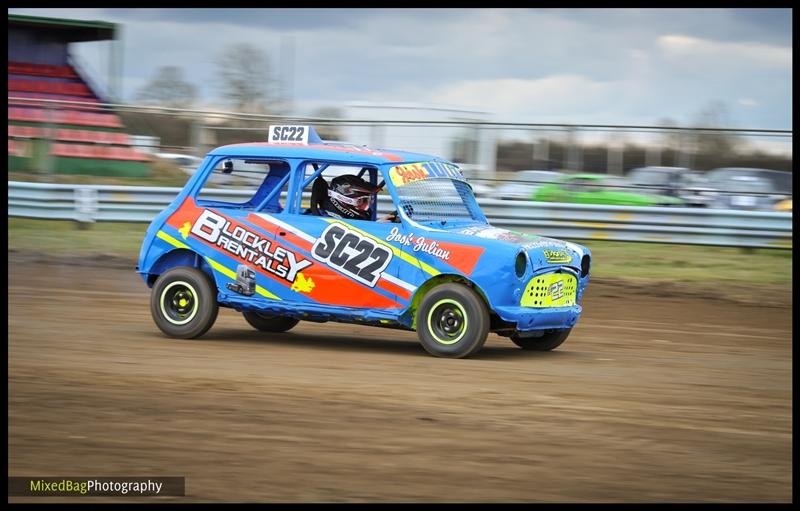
(416, 283), (489, 358)
(510, 328), (571, 351)
(150, 266), (218, 339)
(243, 312), (299, 333)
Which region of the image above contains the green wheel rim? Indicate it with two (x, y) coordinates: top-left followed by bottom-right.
(427, 298), (468, 345)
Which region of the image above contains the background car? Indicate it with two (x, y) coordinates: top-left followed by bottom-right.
(532, 173), (685, 206)
(154, 152), (204, 175)
(495, 170), (564, 200)
(465, 180), (494, 198)
(627, 166), (719, 208)
(678, 171), (720, 208)
(706, 167), (792, 211)
(709, 175), (781, 211)
(706, 167), (792, 194)
(774, 198), (792, 212)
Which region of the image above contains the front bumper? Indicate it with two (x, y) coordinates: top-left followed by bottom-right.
(493, 304), (583, 332)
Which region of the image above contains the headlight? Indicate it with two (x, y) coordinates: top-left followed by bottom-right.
(515, 252), (527, 278)
(581, 255), (591, 277)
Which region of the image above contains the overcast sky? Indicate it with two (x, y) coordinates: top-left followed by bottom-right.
(9, 8), (793, 130)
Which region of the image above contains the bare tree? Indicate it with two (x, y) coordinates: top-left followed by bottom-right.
(692, 100), (737, 157)
(214, 43), (276, 114)
(658, 117), (682, 151)
(136, 66), (197, 109)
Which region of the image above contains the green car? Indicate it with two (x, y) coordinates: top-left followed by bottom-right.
(531, 173), (685, 206)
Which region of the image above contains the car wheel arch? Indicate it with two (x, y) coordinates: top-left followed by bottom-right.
(405, 273), (492, 330)
(145, 249), (215, 288)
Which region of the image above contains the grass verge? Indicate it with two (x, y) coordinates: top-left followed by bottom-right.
(9, 218), (791, 291)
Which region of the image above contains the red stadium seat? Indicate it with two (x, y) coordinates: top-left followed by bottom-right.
(9, 107), (123, 128)
(7, 79), (91, 97)
(10, 62), (141, 163)
(8, 62), (79, 79)
(47, 142), (149, 161)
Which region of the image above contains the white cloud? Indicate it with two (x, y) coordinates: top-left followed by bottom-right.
(430, 75), (614, 117)
(657, 34), (790, 69)
(8, 8), (792, 130)
(364, 74), (641, 125)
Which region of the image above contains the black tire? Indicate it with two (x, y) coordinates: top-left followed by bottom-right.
(510, 328), (572, 351)
(416, 283), (489, 358)
(150, 266), (219, 339)
(243, 311), (299, 333)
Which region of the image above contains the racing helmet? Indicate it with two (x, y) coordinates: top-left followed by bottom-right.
(324, 175), (381, 221)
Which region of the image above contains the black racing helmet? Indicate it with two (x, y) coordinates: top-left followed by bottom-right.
(324, 174), (381, 220)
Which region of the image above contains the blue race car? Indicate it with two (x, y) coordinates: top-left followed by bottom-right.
(137, 125), (591, 358)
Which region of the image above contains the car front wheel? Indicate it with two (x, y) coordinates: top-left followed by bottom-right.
(416, 283), (489, 358)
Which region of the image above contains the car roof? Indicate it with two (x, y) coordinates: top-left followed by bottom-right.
(564, 173), (623, 180)
(208, 141), (443, 166)
(711, 167), (784, 173)
(629, 166), (689, 173)
(729, 175), (769, 182)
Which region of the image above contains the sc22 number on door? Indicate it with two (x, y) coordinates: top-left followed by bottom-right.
(311, 224), (393, 287)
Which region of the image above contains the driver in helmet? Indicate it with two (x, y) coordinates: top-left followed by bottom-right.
(313, 174), (398, 222)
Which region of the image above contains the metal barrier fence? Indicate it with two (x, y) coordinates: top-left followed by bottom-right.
(8, 181), (792, 249)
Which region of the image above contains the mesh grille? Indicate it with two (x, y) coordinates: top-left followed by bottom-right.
(396, 178), (483, 223)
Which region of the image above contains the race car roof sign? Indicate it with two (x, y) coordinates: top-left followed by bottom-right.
(267, 125), (323, 145)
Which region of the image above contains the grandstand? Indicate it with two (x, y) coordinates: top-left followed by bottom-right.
(8, 14), (150, 177)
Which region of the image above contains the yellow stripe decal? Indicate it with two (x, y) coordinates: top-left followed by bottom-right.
(324, 219), (440, 276)
(157, 230), (280, 301)
(157, 230), (189, 249)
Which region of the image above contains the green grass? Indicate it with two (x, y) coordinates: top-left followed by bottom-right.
(584, 240), (792, 288)
(8, 218), (792, 291)
(9, 218), (148, 257)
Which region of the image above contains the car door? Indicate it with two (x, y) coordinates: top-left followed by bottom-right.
(571, 179), (595, 204)
(547, 180), (573, 203)
(270, 212), (416, 312)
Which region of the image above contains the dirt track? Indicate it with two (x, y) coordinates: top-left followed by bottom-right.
(8, 256), (792, 502)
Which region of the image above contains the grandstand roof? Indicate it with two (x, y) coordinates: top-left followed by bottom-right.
(8, 14), (116, 42)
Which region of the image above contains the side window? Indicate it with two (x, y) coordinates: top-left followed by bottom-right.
(564, 179), (582, 192)
(298, 162), (384, 221)
(196, 158), (291, 212)
(570, 179), (601, 193)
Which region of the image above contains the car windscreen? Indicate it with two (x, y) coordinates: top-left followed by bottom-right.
(175, 157), (197, 167)
(395, 178), (486, 225)
(764, 171), (792, 193)
(517, 171), (562, 184)
(576, 177), (631, 193)
(724, 178), (772, 194)
(709, 169), (792, 194)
